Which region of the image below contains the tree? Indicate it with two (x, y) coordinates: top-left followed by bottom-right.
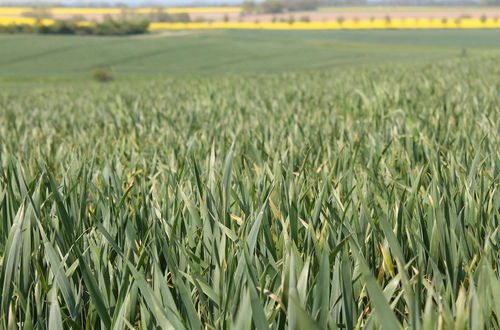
(480, 0), (500, 5)
(241, 1), (257, 14)
(260, 0), (285, 14)
(149, 7), (170, 22)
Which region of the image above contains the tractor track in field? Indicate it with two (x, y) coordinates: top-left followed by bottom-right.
(0, 37), (136, 66)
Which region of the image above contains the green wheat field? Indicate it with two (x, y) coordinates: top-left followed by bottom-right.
(0, 30), (499, 329)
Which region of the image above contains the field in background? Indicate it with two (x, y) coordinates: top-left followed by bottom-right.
(242, 6), (500, 22)
(0, 6), (242, 15)
(1, 29), (500, 80)
(147, 19), (500, 30)
(318, 6), (500, 12)
(2, 16), (500, 30)
(1, 6), (499, 23)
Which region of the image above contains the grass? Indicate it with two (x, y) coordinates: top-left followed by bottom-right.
(1, 30), (500, 79)
(0, 31), (499, 329)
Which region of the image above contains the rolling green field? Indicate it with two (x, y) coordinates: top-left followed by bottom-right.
(0, 30), (499, 329)
(1, 29), (500, 79)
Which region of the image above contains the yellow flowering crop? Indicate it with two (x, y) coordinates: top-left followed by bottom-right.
(0, 7), (31, 15)
(1, 13), (499, 30)
(0, 16), (92, 26)
(150, 18), (500, 30)
(0, 7), (242, 16)
(0, 16), (54, 25)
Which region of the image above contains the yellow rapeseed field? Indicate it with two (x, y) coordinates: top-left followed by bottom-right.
(0, 7), (31, 15)
(0, 7), (242, 16)
(150, 18), (500, 30)
(0, 16), (54, 25)
(1, 13), (499, 30)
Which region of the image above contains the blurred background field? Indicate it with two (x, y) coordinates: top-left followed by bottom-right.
(1, 29), (500, 81)
(1, 4), (500, 29)
(1, 5), (500, 22)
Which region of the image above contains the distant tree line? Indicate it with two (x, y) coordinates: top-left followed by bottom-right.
(0, 1), (63, 7)
(318, 0), (367, 5)
(147, 8), (191, 23)
(18, 7), (193, 24)
(333, 0), (489, 5)
(241, 0), (497, 10)
(479, 0), (500, 5)
(242, 0), (320, 14)
(0, 18), (150, 35)
(0, 2), (125, 7)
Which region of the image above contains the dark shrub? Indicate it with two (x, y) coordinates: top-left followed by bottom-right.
(0, 18), (149, 36)
(92, 68), (113, 82)
(299, 15), (310, 23)
(49, 20), (78, 34)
